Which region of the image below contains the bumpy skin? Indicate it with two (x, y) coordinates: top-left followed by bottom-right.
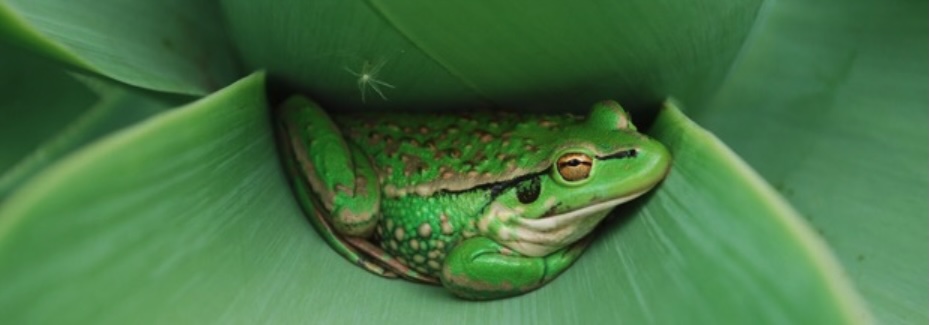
(278, 96), (671, 300)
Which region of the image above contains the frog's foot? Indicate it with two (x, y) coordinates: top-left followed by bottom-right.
(439, 236), (591, 300)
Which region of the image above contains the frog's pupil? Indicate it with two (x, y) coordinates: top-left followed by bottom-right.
(568, 159), (581, 167)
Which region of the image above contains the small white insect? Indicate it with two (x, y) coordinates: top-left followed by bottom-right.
(345, 60), (395, 102)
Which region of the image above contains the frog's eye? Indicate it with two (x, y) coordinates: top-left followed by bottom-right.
(556, 153), (593, 182)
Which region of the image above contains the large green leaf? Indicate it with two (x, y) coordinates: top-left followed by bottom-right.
(0, 73), (271, 324)
(0, 0), (241, 95)
(0, 74), (867, 322)
(221, 0), (762, 112)
(697, 0), (928, 323)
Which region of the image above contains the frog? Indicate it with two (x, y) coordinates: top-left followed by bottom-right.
(276, 96), (671, 300)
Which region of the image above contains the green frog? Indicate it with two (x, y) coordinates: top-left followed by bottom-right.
(276, 96), (671, 300)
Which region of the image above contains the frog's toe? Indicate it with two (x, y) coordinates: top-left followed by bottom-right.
(356, 259), (396, 278)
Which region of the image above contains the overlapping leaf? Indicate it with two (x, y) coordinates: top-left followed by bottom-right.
(1, 0), (241, 95)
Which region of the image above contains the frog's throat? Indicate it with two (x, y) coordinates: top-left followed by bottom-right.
(484, 187), (654, 257)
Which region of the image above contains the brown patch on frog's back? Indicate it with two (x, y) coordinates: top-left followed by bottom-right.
(475, 130), (495, 143)
(538, 119), (557, 128)
(401, 154), (428, 177)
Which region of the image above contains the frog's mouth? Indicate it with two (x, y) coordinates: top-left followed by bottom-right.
(531, 186), (651, 225)
(495, 185), (657, 257)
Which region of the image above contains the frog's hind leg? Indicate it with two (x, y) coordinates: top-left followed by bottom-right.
(311, 148), (437, 283)
(278, 96), (387, 276)
(279, 96), (380, 236)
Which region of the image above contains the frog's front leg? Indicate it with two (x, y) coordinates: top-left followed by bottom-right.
(440, 236), (590, 300)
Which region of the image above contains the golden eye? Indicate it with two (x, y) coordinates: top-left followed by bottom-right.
(556, 153), (593, 182)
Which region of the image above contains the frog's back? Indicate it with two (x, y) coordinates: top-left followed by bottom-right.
(333, 112), (582, 197)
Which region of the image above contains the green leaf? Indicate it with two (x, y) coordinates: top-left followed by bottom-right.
(0, 0), (242, 95)
(0, 72), (272, 324)
(696, 0), (928, 323)
(0, 91), (868, 323)
(0, 42), (96, 175)
(221, 0), (762, 111)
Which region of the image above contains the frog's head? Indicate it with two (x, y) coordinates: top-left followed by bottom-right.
(480, 100), (671, 256)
